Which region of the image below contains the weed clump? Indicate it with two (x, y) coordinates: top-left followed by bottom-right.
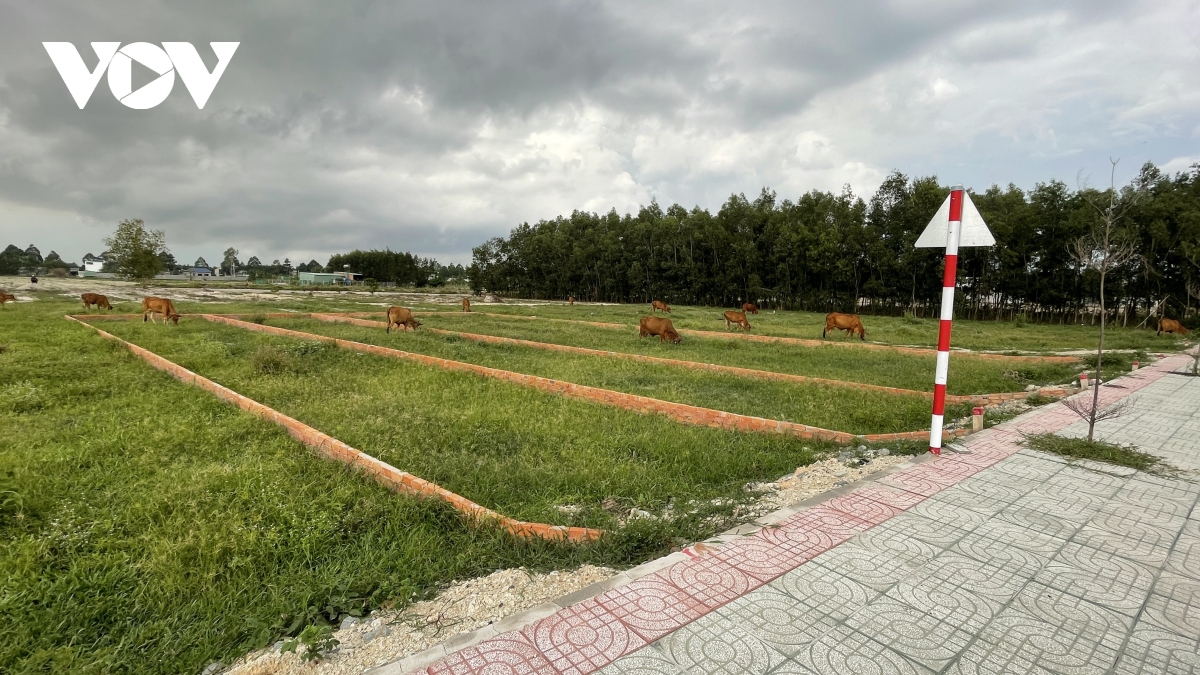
(1023, 433), (1169, 473)
(251, 345), (292, 375)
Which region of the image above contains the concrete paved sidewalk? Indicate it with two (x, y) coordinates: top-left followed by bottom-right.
(390, 355), (1200, 675)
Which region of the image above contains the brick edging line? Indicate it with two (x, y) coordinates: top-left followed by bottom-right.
(409, 311), (1078, 364)
(308, 313), (1063, 407)
(200, 313), (959, 444)
(64, 315), (602, 544)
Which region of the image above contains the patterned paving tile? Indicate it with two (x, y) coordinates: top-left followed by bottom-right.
(910, 496), (990, 531)
(843, 598), (973, 671)
(1142, 572), (1200, 636)
(660, 613), (786, 675)
(1165, 534), (1200, 581)
(1034, 542), (1157, 616)
(954, 475), (1030, 504)
(952, 531), (1051, 577)
(770, 562), (879, 623)
(1011, 583), (1134, 643)
(847, 485), (925, 511)
(809, 541), (922, 593)
(1093, 500), (1191, 535)
(1112, 625), (1200, 675)
(523, 598), (645, 675)
(972, 517), (1069, 557)
(797, 625), (935, 675)
(1071, 523), (1176, 566)
(887, 554), (1020, 629)
(853, 521), (942, 568)
(990, 456), (1064, 483)
(428, 633), (557, 675)
(868, 512), (970, 548)
(881, 465), (959, 498)
(1115, 481), (1200, 509)
(714, 535), (805, 583)
(666, 554), (757, 609)
(1021, 487), (1108, 523)
(715, 588), (835, 658)
(997, 505), (1085, 541)
(1044, 465), (1126, 497)
(596, 650), (685, 675)
(596, 576), (709, 643)
(776, 506), (874, 540)
(948, 606), (1125, 675)
(922, 486), (1012, 517)
(823, 492), (902, 525)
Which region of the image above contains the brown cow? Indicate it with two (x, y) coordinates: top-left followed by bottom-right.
(742, 302), (759, 315)
(386, 306), (422, 333)
(724, 310), (751, 332)
(823, 312), (866, 341)
(462, 297), (471, 312)
(0, 292), (15, 306)
(639, 316), (681, 343)
(1157, 318), (1190, 336)
(568, 295), (575, 305)
(82, 293), (113, 311)
(142, 297), (180, 324)
(651, 300), (671, 313)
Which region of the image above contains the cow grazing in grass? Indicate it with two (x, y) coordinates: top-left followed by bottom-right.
(651, 300), (671, 313)
(386, 306), (421, 333)
(1157, 318), (1189, 336)
(0, 292), (15, 306)
(742, 302), (759, 315)
(142, 297), (180, 324)
(462, 297), (471, 312)
(724, 310), (751, 332)
(640, 316), (681, 343)
(823, 312), (866, 341)
(82, 293), (113, 311)
(568, 296), (575, 305)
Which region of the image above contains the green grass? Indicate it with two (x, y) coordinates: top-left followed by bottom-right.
(1022, 433), (1171, 473)
(383, 313), (1081, 396)
(1, 296), (872, 674)
(428, 301), (1187, 353)
(223, 316), (965, 434)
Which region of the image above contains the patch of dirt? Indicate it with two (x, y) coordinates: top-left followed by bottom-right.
(221, 565), (615, 675)
(746, 454), (910, 514)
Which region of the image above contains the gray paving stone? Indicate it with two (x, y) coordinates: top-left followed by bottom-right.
(921, 487), (1012, 518)
(869, 512), (970, 549)
(853, 524), (942, 569)
(1011, 582), (1134, 642)
(1142, 573), (1200, 636)
(973, 517), (1069, 557)
(660, 614), (785, 675)
(1070, 524), (1175, 566)
(948, 606), (1125, 675)
(1092, 500), (1189, 537)
(1112, 625), (1200, 675)
(1035, 542), (1157, 616)
(598, 650), (686, 675)
(954, 475), (1031, 504)
(769, 563), (879, 624)
(1043, 465), (1126, 497)
(809, 541), (929, 593)
(1165, 537), (1200, 581)
(796, 625), (935, 675)
(991, 456), (1064, 483)
(952, 531), (1052, 577)
(843, 598), (972, 671)
(715, 588), (837, 658)
(911, 497), (991, 531)
(997, 506), (1085, 541)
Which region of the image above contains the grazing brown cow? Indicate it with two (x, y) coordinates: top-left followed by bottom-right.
(0, 292), (15, 306)
(386, 306), (422, 333)
(823, 312), (866, 341)
(568, 295), (575, 305)
(651, 300), (671, 313)
(724, 310), (751, 332)
(462, 297), (471, 312)
(1157, 318), (1190, 336)
(142, 297), (180, 324)
(742, 302), (759, 315)
(639, 316), (682, 343)
(82, 293), (113, 311)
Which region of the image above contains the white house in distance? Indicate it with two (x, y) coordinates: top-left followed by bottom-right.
(83, 259), (104, 273)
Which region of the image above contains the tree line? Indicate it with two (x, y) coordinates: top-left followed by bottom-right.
(468, 163), (1200, 324)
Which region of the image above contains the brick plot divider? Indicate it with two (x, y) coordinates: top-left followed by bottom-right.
(405, 310), (1078, 364)
(64, 315), (602, 544)
(204, 313), (957, 444)
(309, 313), (1059, 408)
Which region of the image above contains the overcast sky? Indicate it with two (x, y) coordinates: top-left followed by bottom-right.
(1, 0), (1198, 267)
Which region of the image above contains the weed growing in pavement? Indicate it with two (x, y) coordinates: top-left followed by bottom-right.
(282, 624), (340, 663)
(1022, 433), (1171, 474)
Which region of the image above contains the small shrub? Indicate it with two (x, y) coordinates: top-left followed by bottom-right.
(902, 312), (922, 325)
(1014, 313), (1029, 327)
(364, 278), (379, 294)
(282, 624), (340, 663)
(251, 345), (292, 375)
(1025, 393), (1055, 406)
(248, 314), (267, 325)
(51, 268), (68, 278)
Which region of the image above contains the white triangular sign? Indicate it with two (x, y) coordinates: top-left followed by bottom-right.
(915, 191), (995, 248)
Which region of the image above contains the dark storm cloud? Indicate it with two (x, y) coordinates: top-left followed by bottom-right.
(0, 0), (1195, 265)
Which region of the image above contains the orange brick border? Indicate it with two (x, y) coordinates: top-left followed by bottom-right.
(200, 313), (961, 444)
(412, 311), (1079, 364)
(65, 315), (603, 543)
(307, 313), (1064, 407)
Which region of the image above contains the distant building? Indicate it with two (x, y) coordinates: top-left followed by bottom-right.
(84, 259), (105, 273)
(298, 271), (345, 285)
(191, 267), (213, 277)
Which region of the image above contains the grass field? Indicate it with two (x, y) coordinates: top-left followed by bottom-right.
(426, 301), (1185, 353)
(1, 286), (1189, 673)
(366, 312), (1086, 395)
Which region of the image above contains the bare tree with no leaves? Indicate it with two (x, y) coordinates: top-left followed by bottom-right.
(1067, 159), (1143, 441)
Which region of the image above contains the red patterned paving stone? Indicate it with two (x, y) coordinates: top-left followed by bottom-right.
(522, 598), (645, 675)
(924, 459), (985, 482)
(885, 464), (962, 497)
(824, 491), (905, 525)
(427, 634), (556, 675)
(595, 576), (708, 643)
(666, 552), (758, 608)
(713, 535), (804, 582)
(851, 485), (926, 511)
(780, 506), (875, 538)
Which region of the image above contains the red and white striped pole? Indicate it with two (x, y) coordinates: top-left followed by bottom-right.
(929, 185), (964, 455)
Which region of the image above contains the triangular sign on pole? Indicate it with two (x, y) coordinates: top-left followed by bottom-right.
(914, 191), (995, 248)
